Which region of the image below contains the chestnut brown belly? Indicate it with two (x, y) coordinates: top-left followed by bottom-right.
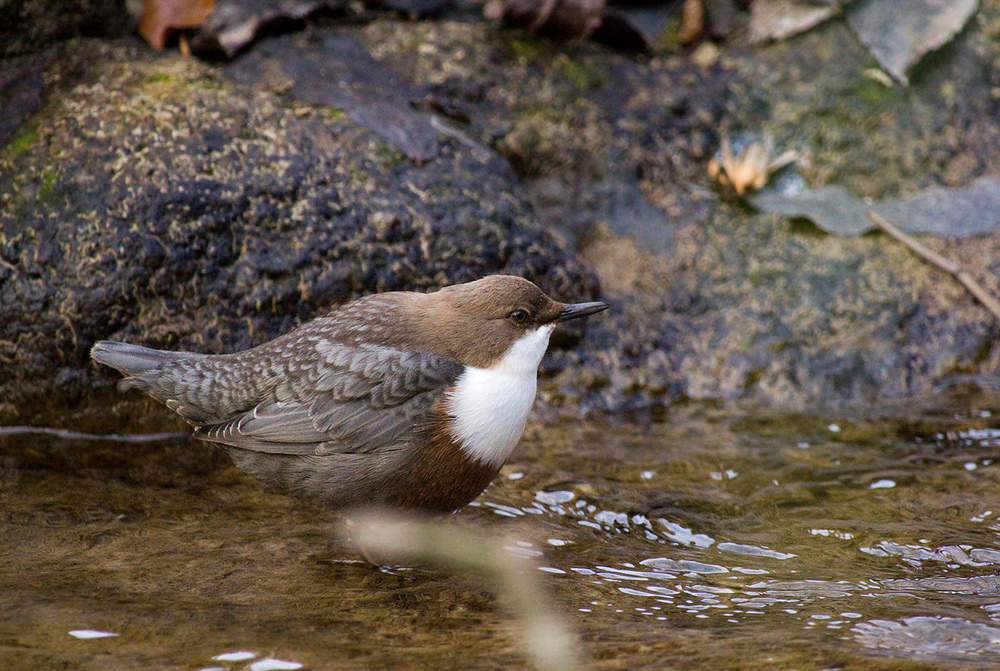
(386, 427), (502, 513)
(221, 424), (502, 514)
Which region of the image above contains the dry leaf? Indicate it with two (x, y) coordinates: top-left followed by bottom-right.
(847, 0), (978, 85)
(679, 0), (706, 45)
(487, 0), (606, 43)
(751, 175), (1000, 237)
(709, 136), (798, 196)
(749, 0), (840, 43)
(139, 0), (214, 50)
(190, 0), (346, 58)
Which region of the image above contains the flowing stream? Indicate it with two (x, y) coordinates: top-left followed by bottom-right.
(2, 401), (999, 669)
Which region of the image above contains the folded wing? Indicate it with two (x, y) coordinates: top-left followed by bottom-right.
(194, 344), (462, 456)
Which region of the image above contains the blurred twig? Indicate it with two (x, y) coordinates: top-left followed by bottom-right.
(347, 513), (583, 671)
(0, 426), (187, 442)
(867, 210), (1000, 322)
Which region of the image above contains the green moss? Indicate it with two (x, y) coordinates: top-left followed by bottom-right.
(747, 266), (785, 288)
(851, 58), (904, 106)
(554, 54), (605, 91)
(193, 75), (224, 90)
(36, 165), (58, 201)
(146, 72), (174, 84)
(406, 32), (425, 53)
(325, 107), (346, 121)
(656, 15), (686, 52)
(502, 32), (548, 63)
(4, 130), (38, 158)
(375, 141), (406, 169)
(854, 76), (893, 106)
(346, 164), (367, 188)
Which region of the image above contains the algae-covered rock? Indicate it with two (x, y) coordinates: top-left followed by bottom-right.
(354, 16), (1000, 412)
(0, 40), (599, 419)
(5, 5), (1000, 420)
(0, 0), (130, 58)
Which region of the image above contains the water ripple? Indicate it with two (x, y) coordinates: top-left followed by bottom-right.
(854, 616), (1000, 659)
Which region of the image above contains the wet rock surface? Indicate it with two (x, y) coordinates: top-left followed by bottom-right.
(0, 40), (598, 419)
(351, 11), (1000, 413)
(3, 6), (1000, 420)
(0, 0), (129, 58)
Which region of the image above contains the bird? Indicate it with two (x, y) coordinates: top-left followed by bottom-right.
(91, 275), (608, 514)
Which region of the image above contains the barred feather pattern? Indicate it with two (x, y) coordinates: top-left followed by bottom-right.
(93, 294), (463, 453)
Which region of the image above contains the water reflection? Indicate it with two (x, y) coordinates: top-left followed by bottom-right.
(68, 629), (118, 639)
(476, 410), (1000, 664)
(853, 617), (1000, 659)
(493, 492), (872, 625)
(5, 404), (1000, 668)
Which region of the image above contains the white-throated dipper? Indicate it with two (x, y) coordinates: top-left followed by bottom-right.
(91, 275), (607, 513)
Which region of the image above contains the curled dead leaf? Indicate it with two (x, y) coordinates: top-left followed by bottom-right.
(679, 0), (706, 46)
(485, 0), (606, 43)
(708, 135), (798, 197)
(140, 0), (215, 50)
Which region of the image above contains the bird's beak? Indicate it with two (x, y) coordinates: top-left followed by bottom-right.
(557, 301), (609, 322)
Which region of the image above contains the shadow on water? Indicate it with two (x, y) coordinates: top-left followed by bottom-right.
(2, 397), (1000, 670)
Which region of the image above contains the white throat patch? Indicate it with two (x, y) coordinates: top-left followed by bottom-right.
(445, 324), (555, 467)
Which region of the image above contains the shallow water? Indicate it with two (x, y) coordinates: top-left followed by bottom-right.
(2, 400), (1000, 670)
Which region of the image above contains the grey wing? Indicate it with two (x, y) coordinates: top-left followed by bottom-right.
(193, 345), (462, 456)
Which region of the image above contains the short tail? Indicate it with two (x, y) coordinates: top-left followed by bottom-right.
(90, 341), (245, 425)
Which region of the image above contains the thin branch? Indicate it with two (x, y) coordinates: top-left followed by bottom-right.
(0, 426), (187, 442)
(867, 210), (1000, 322)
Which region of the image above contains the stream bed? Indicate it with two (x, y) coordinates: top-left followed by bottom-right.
(2, 399), (1000, 669)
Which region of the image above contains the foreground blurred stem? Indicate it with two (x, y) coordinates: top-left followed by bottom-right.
(347, 512), (583, 671)
(0, 426), (188, 442)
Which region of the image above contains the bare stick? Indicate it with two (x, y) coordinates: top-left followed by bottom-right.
(0, 426), (187, 442)
(867, 210), (1000, 322)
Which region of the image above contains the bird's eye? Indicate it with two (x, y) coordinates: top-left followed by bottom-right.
(509, 309), (530, 324)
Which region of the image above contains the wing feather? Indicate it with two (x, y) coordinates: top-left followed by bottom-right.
(193, 345), (461, 456)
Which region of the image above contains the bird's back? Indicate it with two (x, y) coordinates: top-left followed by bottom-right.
(90, 293), (463, 445)
(90, 300), (471, 509)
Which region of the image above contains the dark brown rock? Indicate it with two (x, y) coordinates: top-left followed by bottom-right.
(0, 41), (599, 421)
(0, 0), (130, 58)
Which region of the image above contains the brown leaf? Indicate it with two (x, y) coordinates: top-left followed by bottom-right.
(748, 0), (839, 43)
(679, 0), (706, 46)
(140, 0), (215, 50)
(490, 0), (606, 43)
(190, 0), (347, 59)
